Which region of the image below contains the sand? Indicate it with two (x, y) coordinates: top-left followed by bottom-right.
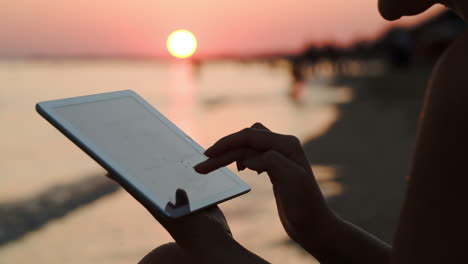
(304, 68), (429, 243)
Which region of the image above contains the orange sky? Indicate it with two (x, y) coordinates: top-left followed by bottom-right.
(0, 0), (445, 58)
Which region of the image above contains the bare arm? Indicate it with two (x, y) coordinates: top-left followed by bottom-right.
(300, 216), (391, 264)
(196, 123), (391, 263)
(391, 32), (468, 264)
(187, 238), (270, 264)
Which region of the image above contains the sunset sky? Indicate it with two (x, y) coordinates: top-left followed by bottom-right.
(1, 0), (445, 58)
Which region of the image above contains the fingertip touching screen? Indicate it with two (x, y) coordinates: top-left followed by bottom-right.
(51, 94), (247, 217)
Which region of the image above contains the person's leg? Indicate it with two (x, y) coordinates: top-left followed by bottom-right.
(138, 242), (196, 264)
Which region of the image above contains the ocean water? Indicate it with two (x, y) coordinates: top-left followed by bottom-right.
(0, 59), (351, 263)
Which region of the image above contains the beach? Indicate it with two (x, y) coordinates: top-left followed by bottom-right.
(0, 59), (428, 263)
(305, 69), (428, 243)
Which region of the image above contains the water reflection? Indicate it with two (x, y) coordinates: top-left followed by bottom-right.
(167, 61), (199, 138)
(312, 165), (342, 198)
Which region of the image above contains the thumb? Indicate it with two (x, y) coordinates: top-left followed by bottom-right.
(175, 188), (190, 207)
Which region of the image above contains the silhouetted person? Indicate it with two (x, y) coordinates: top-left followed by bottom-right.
(289, 57), (305, 101)
(110, 0), (468, 263)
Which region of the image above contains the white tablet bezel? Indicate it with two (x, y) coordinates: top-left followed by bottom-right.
(36, 90), (250, 219)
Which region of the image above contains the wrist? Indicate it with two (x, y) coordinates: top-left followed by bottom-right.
(182, 235), (240, 263)
(294, 209), (342, 254)
(195, 239), (267, 264)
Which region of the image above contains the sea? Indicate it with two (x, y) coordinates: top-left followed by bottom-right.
(0, 59), (351, 263)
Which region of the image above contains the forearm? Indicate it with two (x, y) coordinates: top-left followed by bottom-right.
(299, 214), (391, 264)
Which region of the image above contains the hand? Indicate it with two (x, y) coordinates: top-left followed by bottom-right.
(105, 174), (234, 255)
(194, 123), (336, 246)
(151, 191), (269, 264)
(158, 196), (234, 252)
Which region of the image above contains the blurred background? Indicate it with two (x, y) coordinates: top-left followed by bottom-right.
(0, 1), (466, 263)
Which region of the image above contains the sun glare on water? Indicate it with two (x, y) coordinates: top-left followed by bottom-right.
(167, 30), (197, 59)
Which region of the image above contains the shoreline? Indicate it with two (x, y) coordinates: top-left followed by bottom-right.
(303, 68), (429, 242)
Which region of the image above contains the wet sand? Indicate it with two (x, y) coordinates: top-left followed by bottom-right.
(0, 175), (119, 246)
(304, 68), (429, 243)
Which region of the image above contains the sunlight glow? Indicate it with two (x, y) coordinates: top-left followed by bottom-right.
(167, 30), (197, 59)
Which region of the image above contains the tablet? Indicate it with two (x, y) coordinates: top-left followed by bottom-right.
(36, 90), (250, 219)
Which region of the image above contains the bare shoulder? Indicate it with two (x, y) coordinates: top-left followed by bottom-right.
(429, 30), (468, 103)
(390, 31), (468, 264)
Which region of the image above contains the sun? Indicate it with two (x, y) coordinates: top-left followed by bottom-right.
(167, 30), (197, 59)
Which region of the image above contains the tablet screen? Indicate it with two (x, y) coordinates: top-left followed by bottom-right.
(52, 96), (241, 215)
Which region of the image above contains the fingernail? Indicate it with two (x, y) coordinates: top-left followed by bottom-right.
(204, 148), (214, 157)
(194, 163), (210, 174)
(193, 164), (202, 172)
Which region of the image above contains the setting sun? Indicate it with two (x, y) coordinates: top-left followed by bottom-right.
(167, 30), (197, 59)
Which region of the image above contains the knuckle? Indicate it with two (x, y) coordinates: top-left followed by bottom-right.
(252, 122), (264, 128)
(242, 127), (255, 141)
(286, 135), (301, 146)
(241, 127), (252, 134)
(214, 136), (227, 145)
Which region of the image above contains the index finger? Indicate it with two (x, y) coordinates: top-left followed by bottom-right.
(204, 122), (271, 157)
(204, 127), (309, 169)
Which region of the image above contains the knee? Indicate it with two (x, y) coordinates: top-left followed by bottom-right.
(138, 242), (194, 264)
